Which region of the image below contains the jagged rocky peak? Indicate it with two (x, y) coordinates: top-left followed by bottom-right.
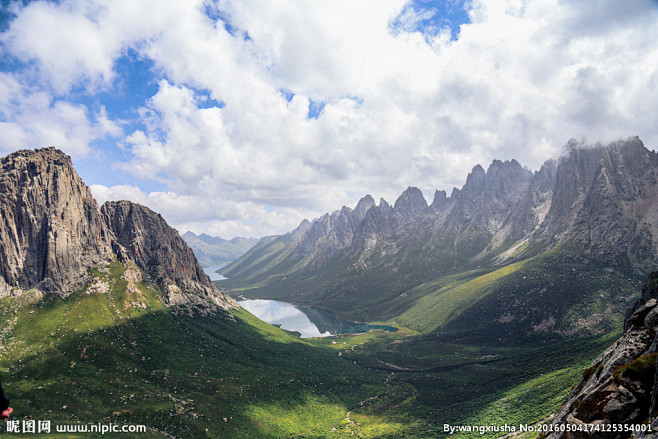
(550, 140), (609, 219)
(485, 159), (533, 193)
(102, 200), (214, 293)
(352, 194), (376, 222)
(596, 137), (658, 198)
(461, 164), (486, 195)
(533, 159), (558, 190)
(0, 147), (114, 297)
(459, 159), (533, 200)
(378, 198), (393, 216)
(393, 186), (428, 218)
(430, 189), (449, 211)
(0, 147), (235, 313)
(291, 218), (312, 241)
(445, 158), (533, 233)
(99, 200), (237, 312)
(538, 137), (658, 268)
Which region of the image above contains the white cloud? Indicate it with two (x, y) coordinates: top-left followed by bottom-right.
(1, 1), (119, 94)
(4, 0), (658, 237)
(0, 72), (121, 156)
(90, 183), (317, 237)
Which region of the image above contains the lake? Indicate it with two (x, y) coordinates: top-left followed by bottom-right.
(238, 299), (397, 338)
(202, 265), (226, 281)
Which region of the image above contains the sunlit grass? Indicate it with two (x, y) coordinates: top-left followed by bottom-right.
(396, 259), (529, 332)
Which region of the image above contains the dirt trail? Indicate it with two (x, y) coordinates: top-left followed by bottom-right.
(344, 372), (397, 435)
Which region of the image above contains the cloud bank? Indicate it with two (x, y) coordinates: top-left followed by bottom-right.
(1, 0), (657, 237)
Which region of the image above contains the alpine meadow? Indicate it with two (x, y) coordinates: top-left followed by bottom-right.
(2, 1), (658, 438)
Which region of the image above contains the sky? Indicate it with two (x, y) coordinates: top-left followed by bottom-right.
(1, 0), (657, 239)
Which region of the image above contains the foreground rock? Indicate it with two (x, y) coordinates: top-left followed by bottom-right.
(546, 271), (658, 439)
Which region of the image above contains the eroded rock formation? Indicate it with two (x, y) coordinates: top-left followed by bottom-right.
(0, 147), (235, 313)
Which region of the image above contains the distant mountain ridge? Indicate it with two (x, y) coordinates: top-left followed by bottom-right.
(221, 137), (658, 343)
(0, 147), (235, 312)
(181, 231), (259, 267)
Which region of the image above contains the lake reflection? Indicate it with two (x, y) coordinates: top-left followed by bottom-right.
(239, 299), (331, 338)
(239, 299), (397, 338)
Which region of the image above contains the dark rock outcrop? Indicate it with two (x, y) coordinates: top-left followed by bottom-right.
(547, 271), (658, 439)
(102, 201), (230, 308)
(0, 147), (235, 313)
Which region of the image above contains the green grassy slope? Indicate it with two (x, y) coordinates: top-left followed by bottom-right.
(0, 259), (637, 438)
(0, 261), (400, 438)
(220, 233), (490, 322)
(225, 237), (641, 349)
(218, 222), (550, 322)
(219, 235), (296, 281)
(394, 245), (640, 344)
(396, 259), (529, 333)
(312, 326), (621, 438)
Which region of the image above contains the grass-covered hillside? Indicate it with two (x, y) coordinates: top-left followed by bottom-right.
(0, 261), (395, 438)
(223, 240), (642, 347)
(220, 140), (658, 350)
(0, 259), (628, 438)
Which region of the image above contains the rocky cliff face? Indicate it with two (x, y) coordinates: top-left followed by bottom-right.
(103, 201), (211, 290)
(546, 272), (658, 439)
(0, 148), (114, 297)
(536, 138), (658, 270)
(441, 159), (533, 256)
(508, 159), (557, 238)
(0, 148), (235, 313)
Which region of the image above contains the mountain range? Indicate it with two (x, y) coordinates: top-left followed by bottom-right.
(181, 232), (259, 268)
(2, 142), (658, 437)
(222, 137), (658, 344)
(0, 147), (406, 437)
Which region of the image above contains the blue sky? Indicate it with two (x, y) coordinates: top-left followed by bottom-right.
(1, 0), (657, 238)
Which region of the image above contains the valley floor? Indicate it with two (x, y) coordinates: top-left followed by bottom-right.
(0, 262), (619, 438)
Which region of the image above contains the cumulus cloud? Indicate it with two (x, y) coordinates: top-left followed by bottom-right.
(3, 0), (658, 237)
(90, 183), (316, 237)
(0, 72), (121, 156)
